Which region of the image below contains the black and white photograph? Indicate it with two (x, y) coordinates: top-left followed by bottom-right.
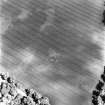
(0, 0), (105, 105)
